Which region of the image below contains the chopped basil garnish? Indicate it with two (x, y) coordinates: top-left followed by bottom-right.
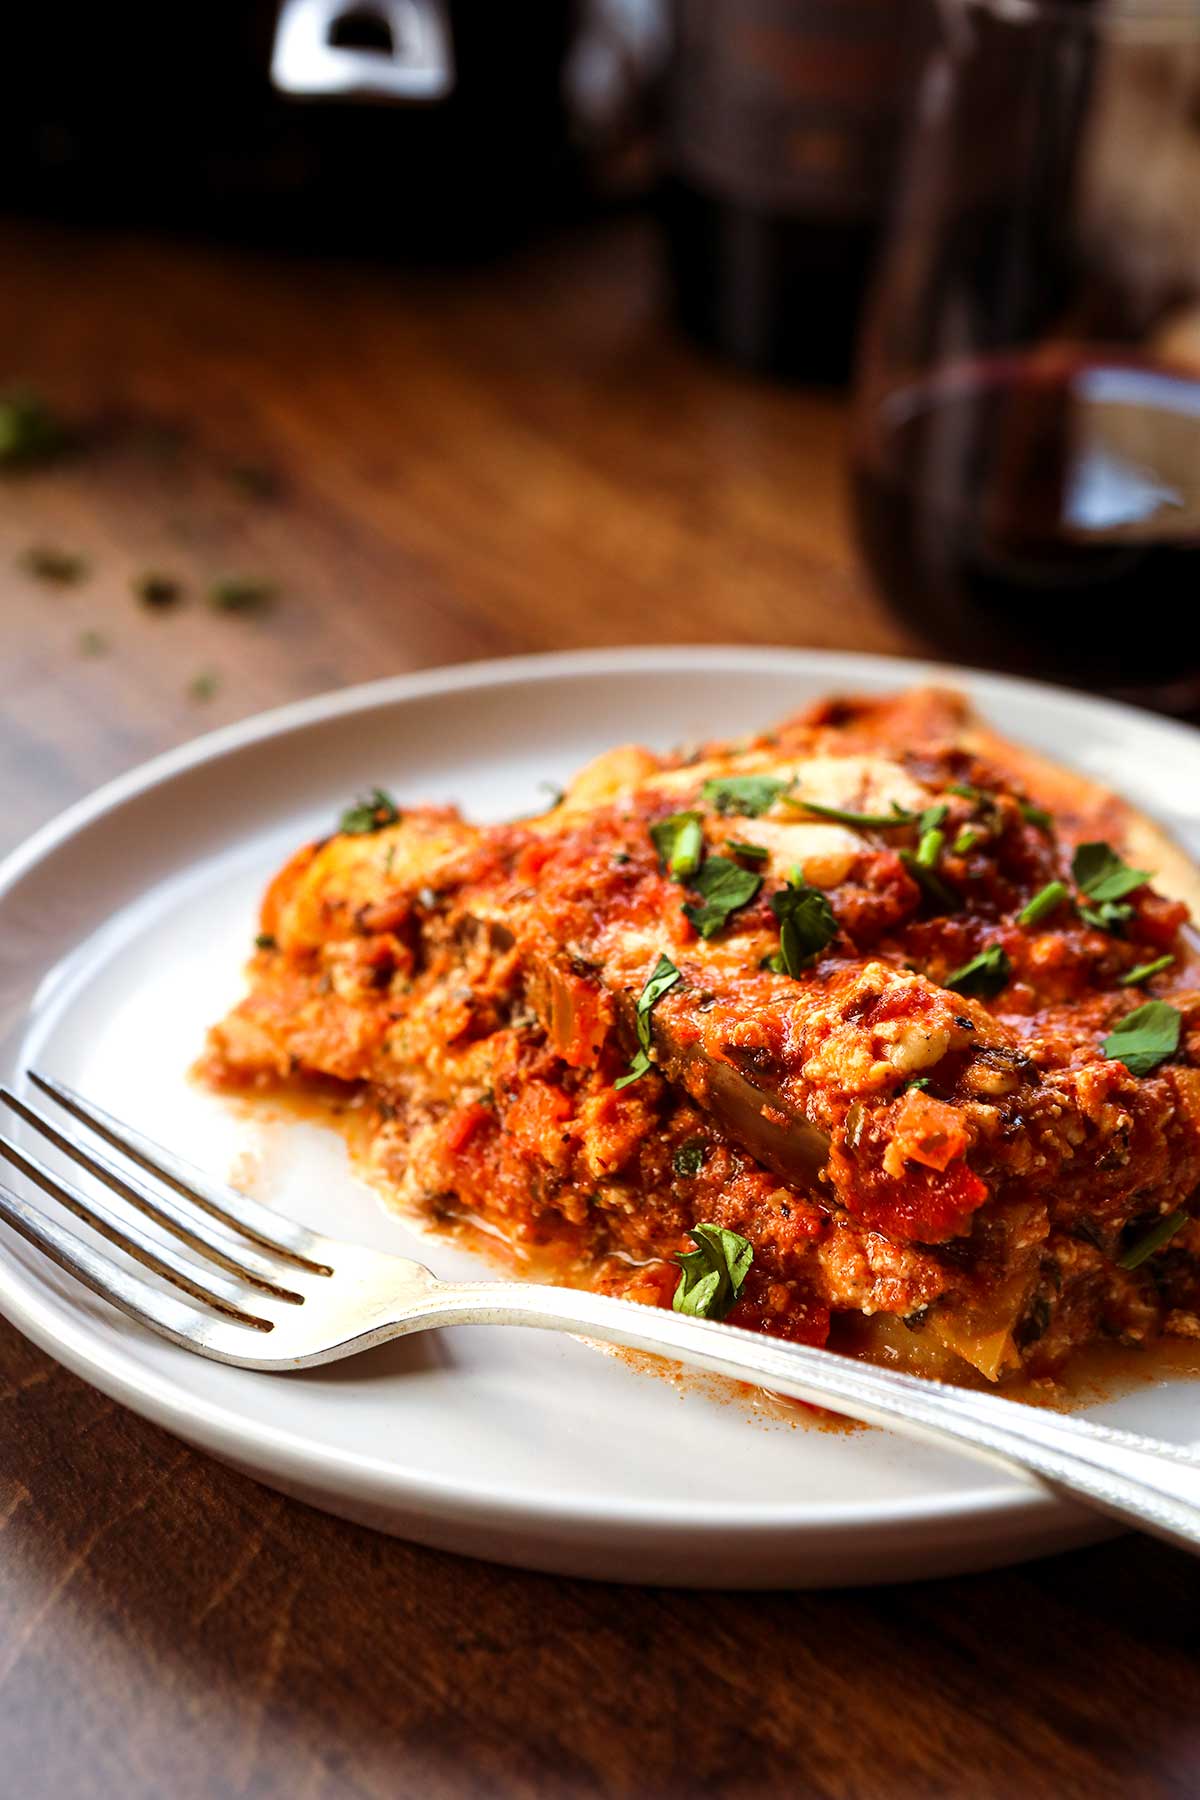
(340, 788), (401, 835)
(905, 1076), (932, 1092)
(701, 774), (790, 817)
(899, 849), (958, 913)
(944, 944), (1012, 999)
(1016, 880), (1069, 928)
(785, 796), (916, 828)
(673, 1140), (707, 1178)
(254, 932), (277, 951)
(1118, 954), (1174, 988)
(615, 954), (681, 1090)
(1073, 842), (1152, 905)
(1019, 799), (1054, 832)
(948, 782), (992, 805)
(672, 1222), (753, 1320)
(1101, 1000), (1181, 1076)
(725, 839), (769, 863)
(682, 857), (762, 939)
(769, 874), (838, 977)
(650, 810), (704, 881)
(1118, 1209), (1189, 1271)
(1080, 899), (1134, 935)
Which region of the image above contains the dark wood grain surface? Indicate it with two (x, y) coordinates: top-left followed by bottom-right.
(1, 215), (1197, 1800)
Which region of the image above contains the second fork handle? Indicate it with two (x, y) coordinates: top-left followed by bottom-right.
(414, 1279), (1200, 1558)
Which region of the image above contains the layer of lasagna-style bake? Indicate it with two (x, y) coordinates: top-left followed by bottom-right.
(202, 688), (1200, 1385)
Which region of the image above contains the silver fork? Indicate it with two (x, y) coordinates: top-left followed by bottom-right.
(2, 1072), (1200, 1558)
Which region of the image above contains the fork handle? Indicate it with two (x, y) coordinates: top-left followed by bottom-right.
(416, 1280), (1200, 1556)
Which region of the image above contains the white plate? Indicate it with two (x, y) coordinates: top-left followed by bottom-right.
(2, 647), (1199, 1588)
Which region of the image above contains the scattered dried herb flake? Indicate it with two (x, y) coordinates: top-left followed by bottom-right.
(20, 545), (87, 585)
(208, 576), (276, 615)
(134, 571), (183, 609)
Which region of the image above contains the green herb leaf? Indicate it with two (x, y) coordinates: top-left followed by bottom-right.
(1019, 799), (1054, 832)
(673, 1140), (707, 1178)
(1080, 899), (1134, 935)
(1118, 954), (1175, 988)
(905, 1076), (932, 1092)
(785, 796), (916, 828)
(208, 576), (276, 615)
(944, 944), (1012, 999)
(725, 839), (769, 863)
(20, 544), (87, 585)
(682, 857), (762, 939)
(1101, 1000), (1181, 1076)
(615, 954), (681, 1089)
(770, 876), (838, 977)
(898, 849), (959, 913)
(701, 774), (790, 817)
(339, 788), (401, 835)
(917, 802), (949, 835)
(949, 782), (991, 805)
(1073, 842), (1152, 905)
(254, 932), (278, 951)
(650, 810), (704, 881)
(615, 1048), (651, 1090)
(672, 1222), (753, 1321)
(1016, 880), (1069, 928)
(1118, 1209), (1189, 1271)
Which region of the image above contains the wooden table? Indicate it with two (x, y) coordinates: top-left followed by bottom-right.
(1, 215), (1197, 1800)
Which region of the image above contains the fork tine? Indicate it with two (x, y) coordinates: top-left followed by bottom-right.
(1, 1088), (309, 1297)
(0, 1132), (274, 1327)
(25, 1073), (332, 1273)
(0, 1176), (270, 1356)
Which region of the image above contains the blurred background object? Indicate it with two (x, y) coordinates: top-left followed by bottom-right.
(661, 0), (921, 381)
(0, 1), (579, 256)
(850, 0), (1200, 708)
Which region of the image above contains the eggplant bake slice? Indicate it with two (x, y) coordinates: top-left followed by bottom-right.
(203, 689), (1200, 1385)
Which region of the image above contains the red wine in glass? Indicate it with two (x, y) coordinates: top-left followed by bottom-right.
(851, 352), (1200, 697)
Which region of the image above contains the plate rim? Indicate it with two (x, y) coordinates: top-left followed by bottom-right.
(2, 643), (1194, 1546)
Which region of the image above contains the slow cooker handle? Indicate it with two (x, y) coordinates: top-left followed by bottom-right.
(271, 0), (454, 102)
